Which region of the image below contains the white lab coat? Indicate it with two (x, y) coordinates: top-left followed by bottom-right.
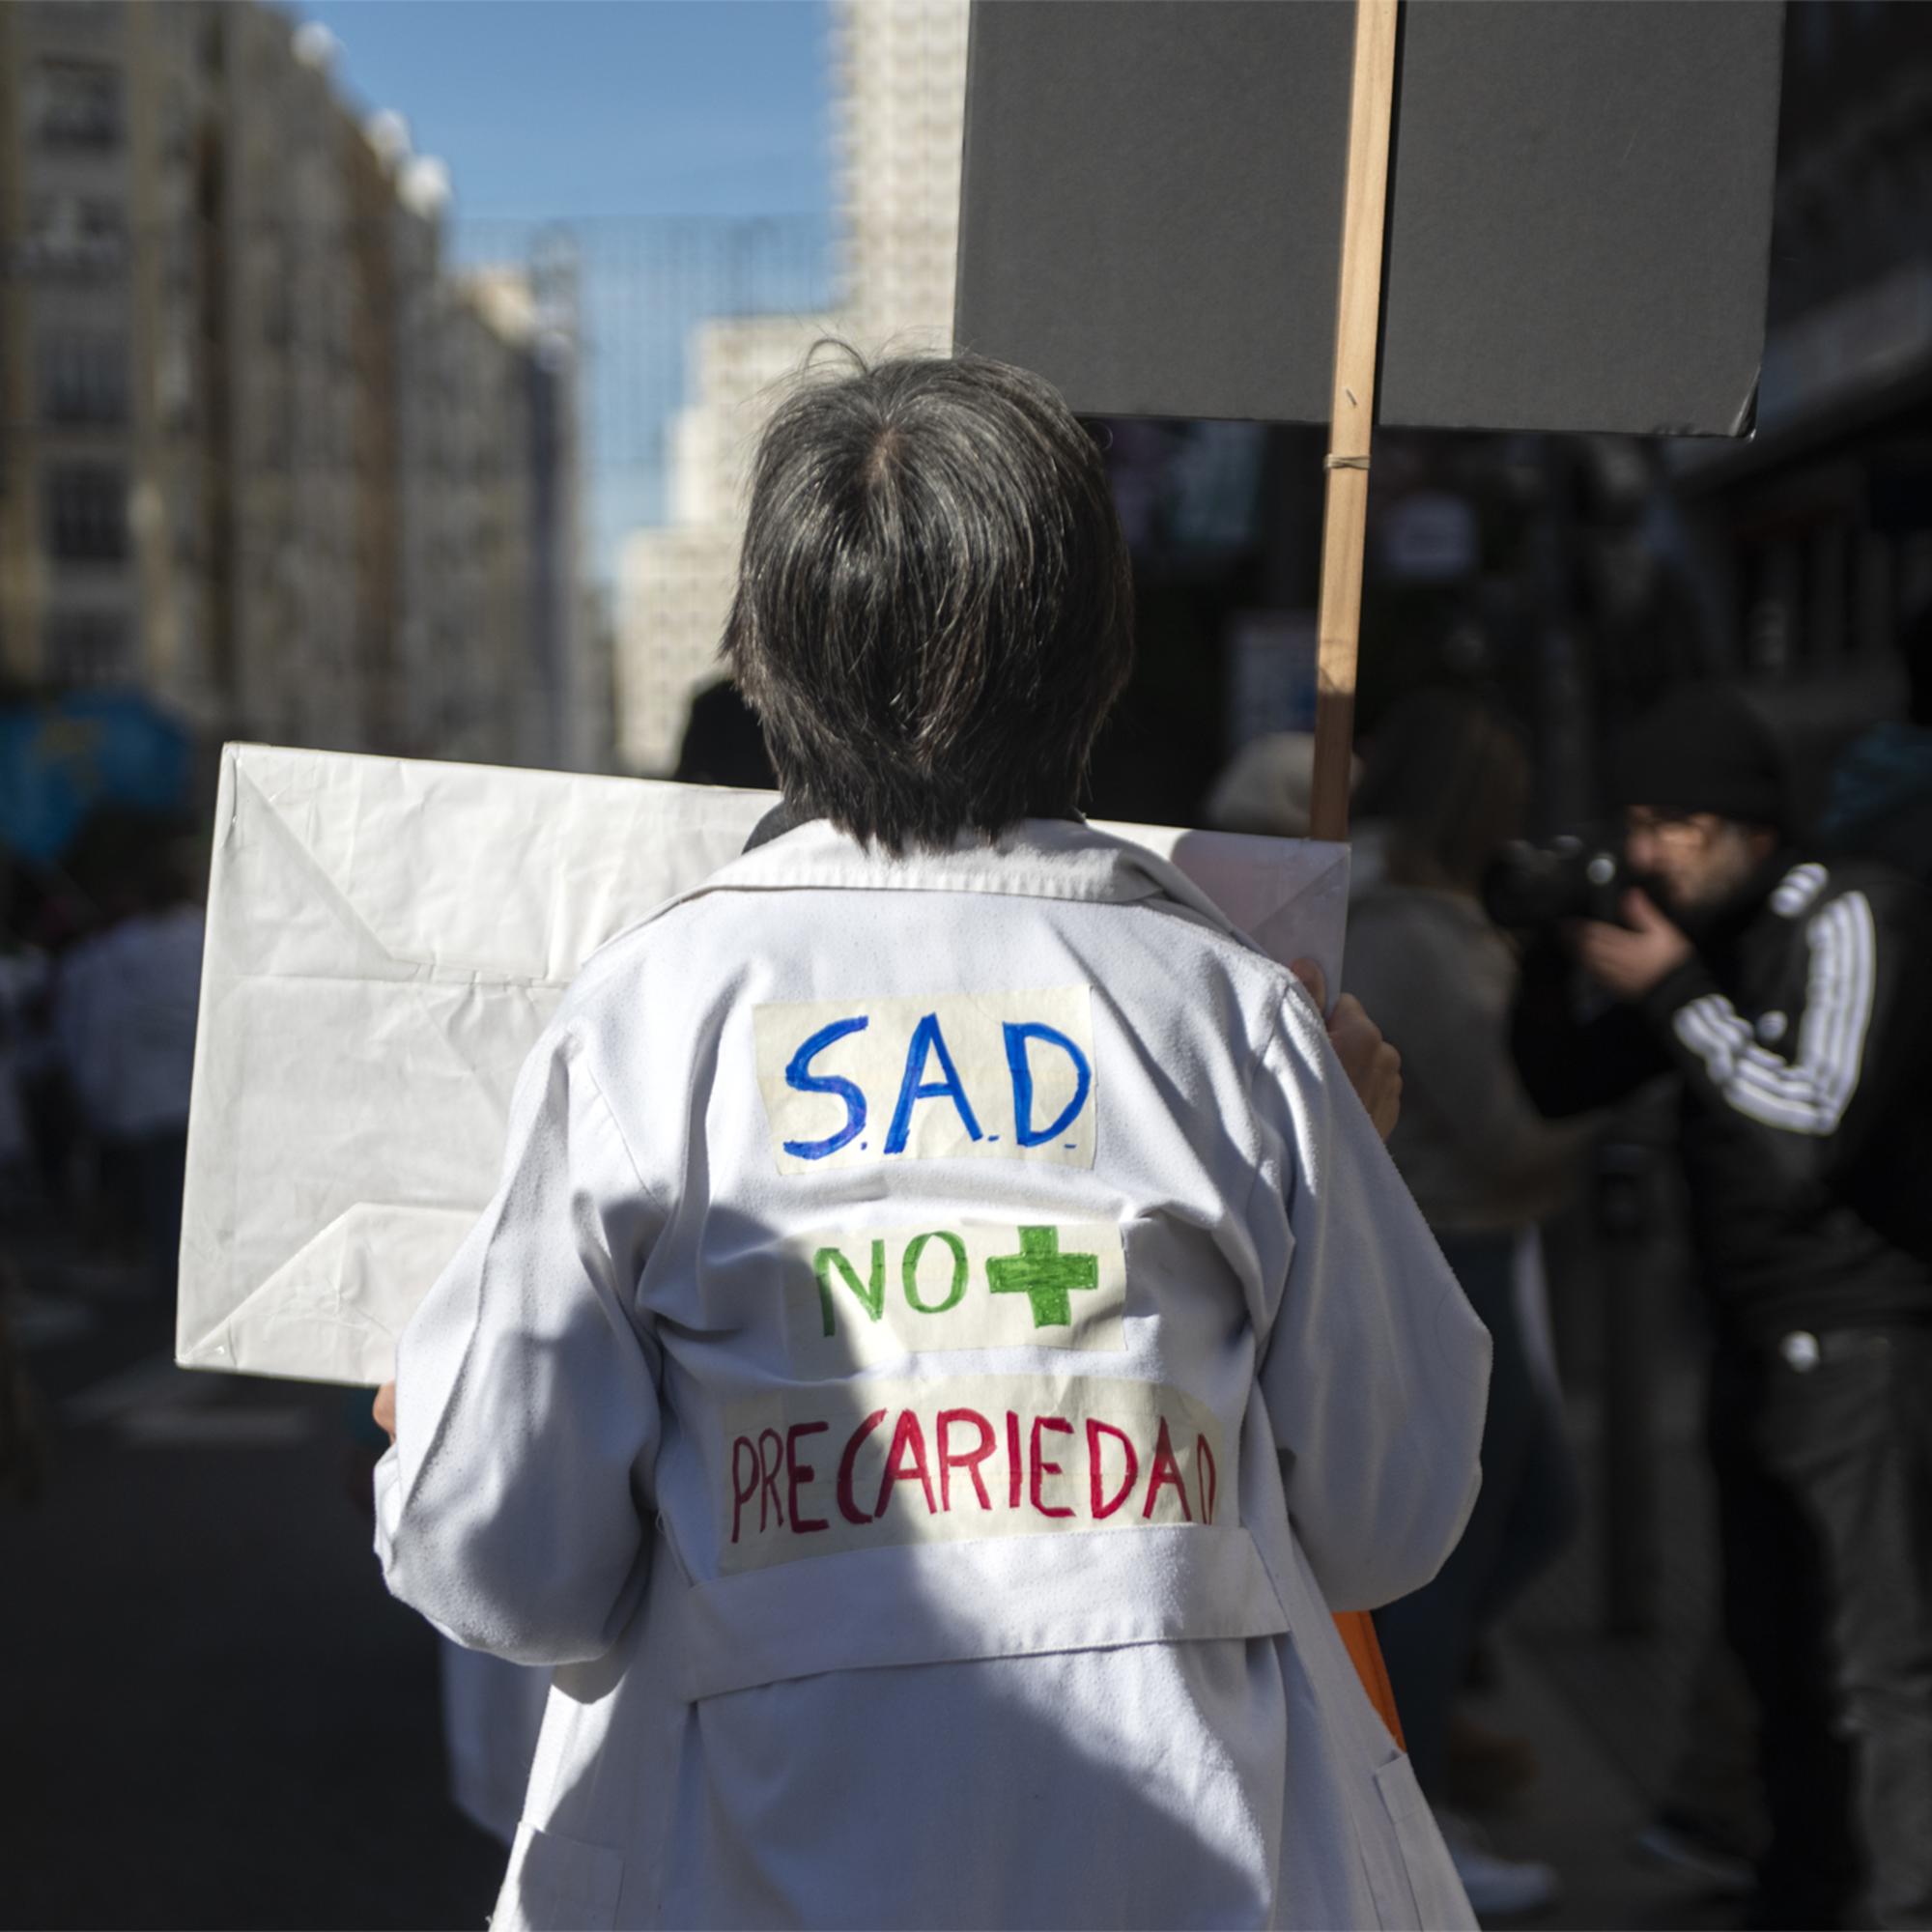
(376, 818), (1490, 1930)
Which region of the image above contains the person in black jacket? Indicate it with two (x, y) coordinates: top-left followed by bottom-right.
(1513, 684), (1932, 1931)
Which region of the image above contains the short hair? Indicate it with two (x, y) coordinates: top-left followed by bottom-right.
(724, 349), (1133, 851)
(1354, 689), (1529, 895)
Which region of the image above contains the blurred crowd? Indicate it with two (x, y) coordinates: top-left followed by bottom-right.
(0, 811), (204, 1302)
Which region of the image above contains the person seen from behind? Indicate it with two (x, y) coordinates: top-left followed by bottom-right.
(371, 350), (1490, 1931)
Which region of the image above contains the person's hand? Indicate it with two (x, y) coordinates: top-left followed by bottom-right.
(1293, 960), (1404, 1143)
(373, 1381), (397, 1444)
(1571, 890), (1692, 1001)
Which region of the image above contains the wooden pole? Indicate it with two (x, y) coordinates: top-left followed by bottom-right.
(1317, 0), (1408, 1752)
(1308, 0), (1400, 845)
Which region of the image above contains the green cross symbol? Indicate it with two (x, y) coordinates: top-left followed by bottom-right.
(987, 1226), (1099, 1329)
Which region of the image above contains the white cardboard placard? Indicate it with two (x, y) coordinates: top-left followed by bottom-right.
(177, 745), (1348, 1385)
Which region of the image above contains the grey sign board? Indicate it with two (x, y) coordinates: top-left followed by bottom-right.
(953, 0), (1784, 438)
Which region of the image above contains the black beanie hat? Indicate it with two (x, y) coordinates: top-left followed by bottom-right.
(1617, 684), (1787, 831)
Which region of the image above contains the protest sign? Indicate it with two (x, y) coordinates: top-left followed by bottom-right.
(957, 0), (1783, 835)
(954, 0), (1782, 437)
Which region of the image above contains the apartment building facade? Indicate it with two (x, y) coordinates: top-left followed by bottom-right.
(0, 0), (601, 771)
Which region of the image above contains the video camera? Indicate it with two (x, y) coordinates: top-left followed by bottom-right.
(1481, 837), (1631, 931)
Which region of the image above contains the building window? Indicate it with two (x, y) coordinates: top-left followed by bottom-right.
(43, 465), (128, 562)
(30, 60), (123, 150)
(43, 610), (131, 686)
(24, 195), (128, 275)
(22, 1), (121, 38)
(156, 328), (195, 429)
(160, 85), (191, 163)
(38, 332), (128, 426)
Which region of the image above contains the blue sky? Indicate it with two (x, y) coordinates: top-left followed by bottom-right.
(296, 2), (832, 220)
(294, 2), (836, 577)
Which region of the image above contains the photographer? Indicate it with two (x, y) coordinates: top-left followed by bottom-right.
(1512, 683), (1932, 1931)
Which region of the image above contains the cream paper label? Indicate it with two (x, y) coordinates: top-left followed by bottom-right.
(780, 1220), (1127, 1372)
(719, 1372), (1228, 1575)
(752, 986), (1096, 1175)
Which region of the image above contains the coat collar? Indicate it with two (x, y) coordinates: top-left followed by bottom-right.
(699, 813), (1247, 943)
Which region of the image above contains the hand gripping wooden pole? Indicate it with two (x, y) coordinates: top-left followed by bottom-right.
(1318, 0), (1407, 1750)
(1308, 0), (1399, 846)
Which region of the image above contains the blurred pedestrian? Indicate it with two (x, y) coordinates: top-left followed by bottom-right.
(1514, 682), (1932, 1930)
(0, 943), (41, 1203)
(1204, 730), (1324, 839)
(52, 894), (139, 1261)
(1818, 601), (1932, 889)
(372, 351), (1491, 1931)
(671, 677), (778, 791)
(88, 843), (202, 1299)
(9, 881), (84, 1213)
(0, 1270), (45, 1506)
(1349, 690), (1590, 1918)
(1633, 1630), (1765, 1896)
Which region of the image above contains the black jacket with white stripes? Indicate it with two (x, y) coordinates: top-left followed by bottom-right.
(1513, 853), (1932, 1345)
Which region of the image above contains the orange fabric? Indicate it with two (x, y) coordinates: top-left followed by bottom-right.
(1334, 1609), (1405, 1747)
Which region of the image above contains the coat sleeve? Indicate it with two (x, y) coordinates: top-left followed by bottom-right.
(1636, 875), (1928, 1191)
(375, 1020), (667, 1665)
(1252, 984), (1492, 1612)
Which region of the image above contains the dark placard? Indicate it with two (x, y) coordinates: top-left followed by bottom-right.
(953, 0), (1784, 438)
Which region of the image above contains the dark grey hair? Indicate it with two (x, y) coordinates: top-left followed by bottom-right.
(724, 349), (1133, 852)
(1354, 688), (1530, 895)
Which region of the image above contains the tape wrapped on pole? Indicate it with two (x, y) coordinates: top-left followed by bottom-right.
(1313, 0), (1406, 1750)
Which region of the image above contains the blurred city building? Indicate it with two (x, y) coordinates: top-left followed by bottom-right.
(0, 0), (604, 773)
(606, 0), (1932, 807)
(615, 0), (969, 775)
(834, 0), (968, 357)
(1668, 0), (1932, 788)
(12, 0), (1918, 805)
(617, 313), (829, 775)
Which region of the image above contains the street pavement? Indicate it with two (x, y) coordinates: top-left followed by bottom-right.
(4, 1243), (504, 1931)
(1484, 1356), (1748, 1932)
(1469, 1640), (1739, 1932)
(6, 1224), (1746, 1932)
